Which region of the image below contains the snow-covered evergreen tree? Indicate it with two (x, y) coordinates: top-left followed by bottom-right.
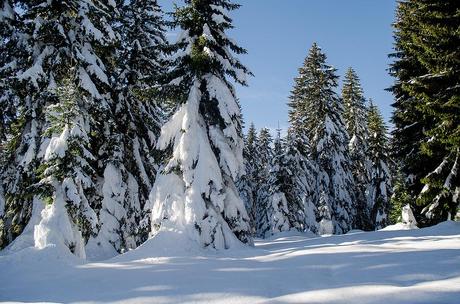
(300, 43), (356, 234)
(366, 101), (392, 229)
(1, 0), (118, 254)
(257, 129), (291, 237)
(148, 0), (252, 249)
(35, 76), (98, 258)
(254, 128), (273, 237)
(342, 67), (371, 230)
(237, 123), (258, 234)
(0, 0), (17, 144)
(284, 130), (318, 233)
(85, 0), (169, 258)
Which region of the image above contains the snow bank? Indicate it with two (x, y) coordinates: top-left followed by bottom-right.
(1, 221), (460, 303)
(112, 225), (209, 262)
(380, 222), (419, 231)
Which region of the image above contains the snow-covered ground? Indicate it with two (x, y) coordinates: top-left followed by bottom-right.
(1, 221), (460, 304)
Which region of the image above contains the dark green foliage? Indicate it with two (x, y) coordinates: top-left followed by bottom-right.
(389, 0), (460, 225)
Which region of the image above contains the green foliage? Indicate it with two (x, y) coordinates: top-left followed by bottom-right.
(390, 172), (412, 224)
(389, 0), (460, 225)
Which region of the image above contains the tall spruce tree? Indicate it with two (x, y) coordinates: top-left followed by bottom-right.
(258, 129), (291, 237)
(237, 123), (258, 234)
(367, 101), (393, 229)
(300, 43), (356, 234)
(84, 0), (169, 259)
(254, 127), (272, 237)
(283, 129), (318, 233)
(1, 0), (120, 256)
(390, 0), (460, 224)
(147, 0), (252, 249)
(342, 67), (371, 230)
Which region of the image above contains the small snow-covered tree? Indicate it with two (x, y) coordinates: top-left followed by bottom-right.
(300, 43), (356, 234)
(366, 101), (392, 229)
(342, 67), (371, 230)
(148, 0), (252, 249)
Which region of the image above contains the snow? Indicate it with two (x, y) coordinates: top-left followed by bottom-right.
(34, 182), (86, 259)
(1, 221), (460, 303)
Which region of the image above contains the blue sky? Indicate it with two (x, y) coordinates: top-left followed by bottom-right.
(158, 0), (398, 131)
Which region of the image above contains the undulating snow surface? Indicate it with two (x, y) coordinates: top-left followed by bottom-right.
(1, 222), (460, 304)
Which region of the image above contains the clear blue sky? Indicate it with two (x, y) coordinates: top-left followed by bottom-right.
(159, 0), (398, 132)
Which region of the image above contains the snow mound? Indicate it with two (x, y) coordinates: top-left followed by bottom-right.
(264, 229), (317, 240)
(111, 227), (211, 262)
(346, 229), (365, 234)
(380, 223), (419, 231)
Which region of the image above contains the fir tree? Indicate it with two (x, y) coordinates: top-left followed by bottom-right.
(148, 0), (252, 249)
(237, 123), (258, 234)
(367, 101), (392, 229)
(258, 129), (291, 237)
(85, 0), (170, 257)
(299, 43), (356, 234)
(35, 76), (99, 258)
(284, 129), (318, 233)
(254, 127), (273, 237)
(1, 0), (118, 254)
(389, 0), (460, 225)
(390, 170), (412, 224)
(342, 67), (371, 230)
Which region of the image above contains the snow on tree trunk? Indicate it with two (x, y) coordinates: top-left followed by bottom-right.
(34, 181), (86, 259)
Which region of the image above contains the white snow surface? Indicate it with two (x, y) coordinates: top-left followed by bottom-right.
(1, 221), (460, 303)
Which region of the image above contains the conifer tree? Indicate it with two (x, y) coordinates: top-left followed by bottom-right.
(367, 101), (392, 229)
(1, 0), (118, 254)
(148, 0), (252, 249)
(342, 67), (371, 230)
(237, 123), (258, 234)
(0, 0), (17, 144)
(390, 0), (460, 224)
(389, 170), (412, 224)
(85, 0), (170, 257)
(258, 129), (291, 237)
(254, 128), (272, 237)
(300, 43), (356, 234)
(35, 76), (99, 258)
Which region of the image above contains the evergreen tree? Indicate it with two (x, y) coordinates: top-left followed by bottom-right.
(0, 0), (118, 254)
(35, 76), (99, 258)
(342, 67), (371, 230)
(283, 129), (318, 233)
(254, 127), (272, 237)
(389, 0), (460, 225)
(148, 0), (252, 249)
(390, 170), (412, 224)
(258, 129), (291, 237)
(237, 123), (258, 234)
(299, 43), (356, 234)
(0, 0), (18, 144)
(85, 0), (170, 258)
(367, 101), (392, 229)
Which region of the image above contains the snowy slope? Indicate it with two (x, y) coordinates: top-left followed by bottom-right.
(1, 222), (460, 304)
